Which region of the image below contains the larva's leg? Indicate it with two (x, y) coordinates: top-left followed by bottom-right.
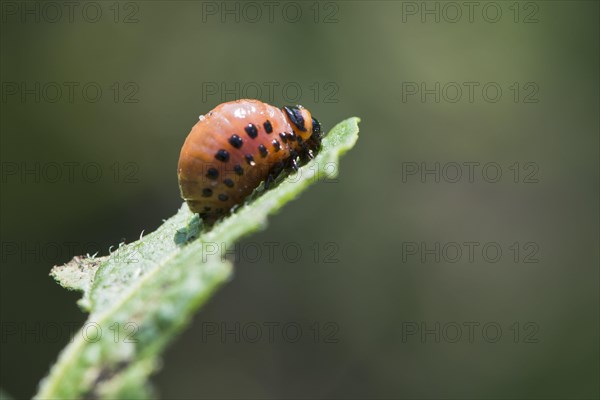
(290, 158), (299, 171)
(265, 173), (275, 190)
(288, 150), (299, 171)
(300, 142), (314, 160)
(265, 161), (285, 190)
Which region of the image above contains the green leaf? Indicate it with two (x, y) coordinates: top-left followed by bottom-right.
(50, 254), (106, 310)
(35, 117), (360, 399)
(0, 388), (14, 400)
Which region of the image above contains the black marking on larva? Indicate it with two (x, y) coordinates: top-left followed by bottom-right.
(258, 144), (268, 158)
(218, 193), (229, 202)
(245, 124), (258, 139)
(234, 164), (244, 175)
(206, 168), (219, 179)
(311, 117), (322, 138)
(272, 139), (281, 152)
(245, 154), (256, 166)
(283, 106), (307, 132)
(223, 178), (234, 188)
(279, 132), (288, 143)
(228, 134), (243, 149)
(202, 188), (213, 197)
(264, 120), (273, 133)
(215, 149), (229, 162)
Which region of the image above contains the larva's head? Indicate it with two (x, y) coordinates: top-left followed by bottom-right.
(282, 105), (321, 142)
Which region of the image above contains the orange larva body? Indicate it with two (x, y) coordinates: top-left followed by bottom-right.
(178, 99), (321, 224)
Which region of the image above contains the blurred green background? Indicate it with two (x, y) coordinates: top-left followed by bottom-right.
(1, 1), (598, 398)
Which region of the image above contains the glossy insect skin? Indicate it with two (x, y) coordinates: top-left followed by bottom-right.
(178, 99), (322, 225)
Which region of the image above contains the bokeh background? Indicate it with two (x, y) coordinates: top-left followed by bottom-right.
(1, 1), (598, 398)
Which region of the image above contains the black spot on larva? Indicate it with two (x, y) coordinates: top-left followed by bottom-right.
(206, 168), (219, 179)
(202, 188), (213, 197)
(224, 178), (234, 188)
(264, 120), (273, 133)
(279, 132), (288, 143)
(312, 117), (322, 138)
(245, 124), (258, 139)
(234, 164), (244, 175)
(245, 154), (256, 166)
(283, 106), (306, 132)
(228, 134), (243, 149)
(218, 193), (228, 202)
(215, 149), (229, 162)
(258, 144), (268, 158)
(272, 139), (281, 152)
